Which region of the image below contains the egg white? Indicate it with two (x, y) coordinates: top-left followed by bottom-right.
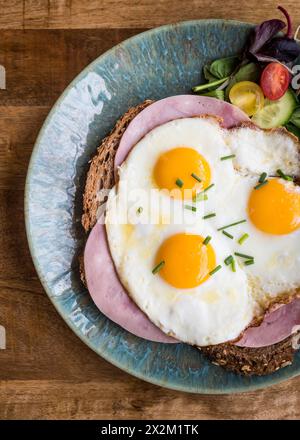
(105, 117), (300, 346)
(106, 185), (253, 346)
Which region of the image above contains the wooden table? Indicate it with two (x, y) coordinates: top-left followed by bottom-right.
(1, 0), (300, 420)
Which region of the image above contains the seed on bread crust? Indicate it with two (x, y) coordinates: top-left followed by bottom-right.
(200, 336), (297, 376)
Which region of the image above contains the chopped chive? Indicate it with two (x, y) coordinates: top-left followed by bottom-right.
(277, 169), (293, 181)
(254, 180), (269, 190)
(203, 183), (215, 192)
(238, 233), (249, 245)
(191, 173), (202, 182)
(217, 219), (246, 231)
(222, 230), (234, 239)
(231, 259), (236, 272)
(209, 265), (222, 276)
(175, 178), (184, 188)
(203, 235), (212, 245)
(234, 252), (254, 260)
(203, 213), (216, 220)
(184, 204), (197, 212)
(244, 259), (255, 266)
(224, 255), (233, 266)
(220, 154), (236, 161)
(192, 183), (215, 201)
(152, 260), (165, 274)
(193, 193), (208, 202)
(137, 206), (143, 214)
(259, 172), (267, 183)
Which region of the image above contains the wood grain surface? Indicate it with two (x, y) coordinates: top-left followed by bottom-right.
(1, 0), (300, 420)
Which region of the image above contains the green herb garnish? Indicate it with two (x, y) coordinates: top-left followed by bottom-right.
(175, 178), (184, 188)
(191, 173), (202, 182)
(193, 193), (208, 202)
(220, 154), (236, 161)
(224, 255), (233, 265)
(254, 180), (269, 190)
(238, 233), (249, 245)
(259, 172), (267, 183)
(203, 236), (212, 245)
(277, 169), (293, 181)
(244, 259), (255, 266)
(152, 261), (165, 275)
(184, 204), (197, 212)
(203, 183), (215, 192)
(203, 213), (216, 220)
(217, 219), (246, 231)
(222, 230), (234, 239)
(137, 207), (143, 214)
(209, 265), (222, 276)
(234, 252), (254, 260)
(193, 184), (214, 202)
(231, 259), (236, 272)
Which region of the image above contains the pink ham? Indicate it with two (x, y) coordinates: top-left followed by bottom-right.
(235, 299), (300, 348)
(84, 220), (177, 342)
(114, 95), (250, 171)
(86, 94), (299, 347)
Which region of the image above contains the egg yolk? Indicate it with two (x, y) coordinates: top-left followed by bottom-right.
(155, 233), (216, 288)
(248, 178), (300, 235)
(153, 147), (211, 199)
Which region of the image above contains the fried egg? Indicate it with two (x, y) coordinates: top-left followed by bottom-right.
(106, 117), (300, 346)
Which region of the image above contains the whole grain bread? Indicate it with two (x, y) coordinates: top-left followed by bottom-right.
(82, 100), (154, 232)
(81, 100), (298, 376)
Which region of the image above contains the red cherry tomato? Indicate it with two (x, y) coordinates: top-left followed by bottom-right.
(260, 62), (290, 101)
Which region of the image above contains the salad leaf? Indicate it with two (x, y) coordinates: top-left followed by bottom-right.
(246, 7), (300, 64)
(203, 65), (218, 82)
(285, 122), (300, 139)
(192, 77), (228, 93)
(199, 90), (225, 100)
(289, 107), (300, 128)
(246, 19), (286, 56)
(225, 62), (261, 99)
(278, 5), (292, 38)
(254, 37), (300, 63)
(208, 56), (239, 79)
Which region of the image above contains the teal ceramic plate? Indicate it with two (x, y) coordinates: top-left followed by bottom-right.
(25, 20), (300, 394)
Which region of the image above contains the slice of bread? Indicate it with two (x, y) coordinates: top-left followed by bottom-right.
(81, 101), (297, 376)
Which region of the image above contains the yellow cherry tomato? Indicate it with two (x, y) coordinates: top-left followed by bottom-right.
(229, 81), (264, 116)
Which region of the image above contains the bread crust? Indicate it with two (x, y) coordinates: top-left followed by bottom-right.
(82, 100), (154, 232)
(81, 101), (299, 376)
(200, 336), (296, 376)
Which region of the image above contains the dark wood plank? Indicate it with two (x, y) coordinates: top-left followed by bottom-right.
(0, 29), (142, 106)
(1, 0), (300, 30)
(1, 376), (300, 419)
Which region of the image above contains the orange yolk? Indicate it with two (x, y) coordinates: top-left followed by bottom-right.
(155, 233), (216, 288)
(153, 147), (211, 199)
(248, 178), (300, 235)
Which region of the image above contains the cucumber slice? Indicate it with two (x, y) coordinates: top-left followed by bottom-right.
(251, 89), (297, 129)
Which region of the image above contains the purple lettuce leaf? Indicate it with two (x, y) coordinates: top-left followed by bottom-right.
(246, 19), (286, 56)
(254, 37), (300, 63)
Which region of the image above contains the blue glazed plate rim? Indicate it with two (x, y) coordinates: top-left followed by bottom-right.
(24, 19), (300, 394)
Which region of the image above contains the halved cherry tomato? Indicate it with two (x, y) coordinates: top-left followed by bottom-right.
(260, 62), (290, 101)
(229, 81), (264, 116)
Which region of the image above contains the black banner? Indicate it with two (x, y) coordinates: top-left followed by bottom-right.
(0, 420), (298, 438)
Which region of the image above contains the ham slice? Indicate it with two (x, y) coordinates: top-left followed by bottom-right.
(235, 299), (300, 348)
(84, 221), (176, 342)
(114, 95), (250, 171)
(85, 94), (299, 347)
